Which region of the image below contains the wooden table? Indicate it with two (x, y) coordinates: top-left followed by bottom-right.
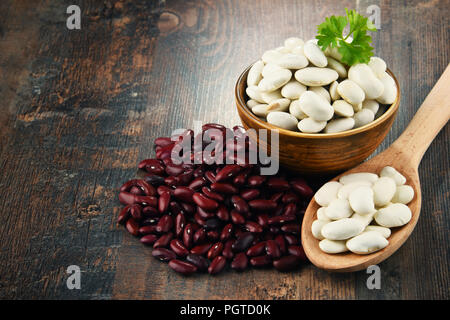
(0, 0), (448, 300)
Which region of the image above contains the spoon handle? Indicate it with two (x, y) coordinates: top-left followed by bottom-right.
(392, 63), (450, 168)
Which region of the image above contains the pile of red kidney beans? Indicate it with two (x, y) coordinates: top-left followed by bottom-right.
(117, 123), (313, 275)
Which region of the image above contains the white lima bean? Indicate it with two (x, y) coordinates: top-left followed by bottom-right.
(267, 98), (291, 112)
(251, 104), (269, 117)
(292, 45), (304, 55)
(376, 72), (397, 105)
(314, 181), (342, 207)
(266, 111), (298, 130)
(312, 220), (329, 240)
(321, 218), (365, 240)
(246, 86), (265, 103)
(246, 99), (259, 108)
(332, 100), (354, 117)
(319, 239), (348, 254)
(339, 172), (379, 184)
(329, 81), (341, 101)
(247, 60), (264, 86)
(380, 166), (406, 185)
(262, 63), (283, 77)
(374, 203), (412, 227)
(353, 109), (375, 128)
(281, 80), (307, 99)
(261, 90), (282, 104)
(289, 100), (308, 119)
(391, 185), (414, 204)
(364, 225), (391, 238)
(348, 186), (376, 215)
(362, 100), (379, 114)
(337, 80), (365, 106)
(299, 91), (334, 121)
(308, 86), (331, 103)
(261, 49), (283, 64)
(275, 46), (291, 53)
(303, 41), (328, 67)
(337, 181), (372, 199)
(317, 207), (331, 222)
(284, 37), (304, 50)
(298, 118), (327, 133)
(326, 56), (347, 78)
(372, 177), (397, 207)
(275, 53), (309, 69)
(325, 198), (353, 220)
(351, 212), (375, 227)
(258, 68), (292, 92)
(324, 118), (355, 133)
(346, 231), (389, 254)
(294, 67), (338, 86)
(348, 63), (385, 99)
(368, 57), (387, 78)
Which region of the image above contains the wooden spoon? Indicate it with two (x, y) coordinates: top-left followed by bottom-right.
(301, 64), (450, 272)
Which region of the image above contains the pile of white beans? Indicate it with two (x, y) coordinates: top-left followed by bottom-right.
(245, 37), (398, 133)
(311, 166), (414, 255)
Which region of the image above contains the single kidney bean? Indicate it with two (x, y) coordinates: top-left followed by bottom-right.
(245, 221), (263, 233)
(265, 240), (281, 258)
(164, 176), (180, 187)
(222, 239), (235, 259)
(216, 205), (230, 221)
(201, 187), (224, 202)
(284, 234), (298, 245)
(186, 254), (209, 272)
(130, 186), (143, 195)
(193, 193), (219, 211)
(230, 210), (245, 225)
(268, 215), (296, 225)
(140, 234), (158, 245)
(141, 217), (159, 226)
(117, 205), (131, 224)
(156, 144), (174, 160)
(208, 256), (226, 275)
(231, 195), (249, 214)
(247, 175), (266, 187)
(157, 185), (173, 196)
(180, 202), (195, 215)
(175, 213), (185, 238)
(139, 225), (158, 235)
(119, 192), (157, 207)
(270, 192), (284, 203)
(126, 218), (140, 236)
(194, 213), (207, 229)
(288, 246), (307, 261)
(240, 188), (260, 201)
(188, 177), (207, 190)
(158, 192), (171, 214)
(120, 179), (156, 196)
(231, 252), (248, 271)
(142, 205), (158, 217)
(246, 242), (266, 257)
(210, 182), (238, 194)
(256, 214), (269, 229)
(170, 239), (189, 257)
(282, 192), (299, 204)
(193, 227), (206, 244)
(273, 255), (301, 272)
(207, 242), (224, 260)
(183, 224), (194, 248)
(233, 173), (247, 186)
(156, 215), (173, 233)
(284, 203), (297, 216)
(290, 178), (314, 198)
(138, 159), (165, 175)
(250, 255), (272, 267)
(220, 223), (233, 241)
(204, 171), (216, 184)
(197, 206), (215, 219)
(267, 177), (290, 191)
(152, 248), (176, 262)
(281, 223), (301, 235)
(154, 137), (173, 147)
(190, 243), (212, 255)
(153, 232), (173, 248)
(275, 235), (287, 254)
(165, 163), (184, 176)
(173, 186), (195, 203)
(169, 259), (197, 275)
(248, 199), (277, 211)
(215, 164), (242, 182)
(232, 232), (254, 252)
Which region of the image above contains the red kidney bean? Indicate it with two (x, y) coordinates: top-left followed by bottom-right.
(281, 223), (300, 235)
(190, 243), (212, 255)
(201, 187), (224, 202)
(245, 221), (263, 233)
(153, 232), (173, 248)
(248, 199), (277, 211)
(207, 242), (224, 260)
(139, 225), (158, 235)
(142, 205), (158, 217)
(268, 214), (296, 225)
(270, 192), (284, 203)
(216, 205), (230, 221)
(231, 195), (249, 214)
(220, 223), (233, 241)
(233, 173), (247, 186)
(121, 179), (157, 197)
(140, 234), (158, 245)
(284, 203), (297, 216)
(164, 176), (180, 187)
(186, 254), (209, 272)
(269, 226), (281, 234)
(138, 159), (165, 175)
(240, 189), (260, 201)
(170, 239), (189, 257)
(183, 224), (194, 248)
(282, 192), (299, 204)
(273, 255), (301, 271)
(230, 210), (245, 225)
(205, 218), (221, 230)
(193, 193), (218, 211)
(250, 255), (272, 267)
(284, 234), (298, 245)
(174, 213), (186, 237)
(247, 175), (266, 187)
(119, 192), (157, 207)
(232, 232), (254, 252)
(154, 137), (173, 147)
(290, 178), (314, 198)
(157, 185), (173, 196)
(215, 164), (242, 182)
(208, 256), (226, 275)
(210, 182), (238, 194)
(126, 218), (140, 236)
(173, 186), (195, 203)
(246, 242), (266, 257)
(231, 252), (248, 271)
(180, 202), (195, 215)
(197, 206), (215, 219)
(275, 235), (287, 254)
(194, 212), (207, 228)
(267, 177), (290, 191)
(206, 230), (219, 241)
(193, 227), (206, 244)
(266, 240), (281, 258)
(256, 214), (269, 229)
(158, 192), (171, 213)
(144, 174), (165, 187)
(152, 248), (176, 262)
(165, 163), (184, 176)
(169, 259), (197, 275)
(155, 215), (173, 233)
(130, 186), (142, 195)
(204, 171), (216, 184)
(117, 205), (131, 224)
(156, 144), (175, 160)
(288, 246), (307, 261)
(188, 177), (207, 190)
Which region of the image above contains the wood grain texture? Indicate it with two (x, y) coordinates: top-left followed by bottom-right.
(0, 0), (448, 299)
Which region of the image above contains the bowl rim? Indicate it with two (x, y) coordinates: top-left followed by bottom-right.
(235, 63), (401, 139)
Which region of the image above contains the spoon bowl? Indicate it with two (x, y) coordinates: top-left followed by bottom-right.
(301, 64), (450, 272)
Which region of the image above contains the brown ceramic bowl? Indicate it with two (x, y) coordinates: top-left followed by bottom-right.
(235, 64), (400, 176)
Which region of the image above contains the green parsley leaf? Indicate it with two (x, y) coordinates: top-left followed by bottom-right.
(316, 9), (377, 65)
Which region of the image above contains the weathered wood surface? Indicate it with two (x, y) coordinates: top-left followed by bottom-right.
(0, 0), (448, 299)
